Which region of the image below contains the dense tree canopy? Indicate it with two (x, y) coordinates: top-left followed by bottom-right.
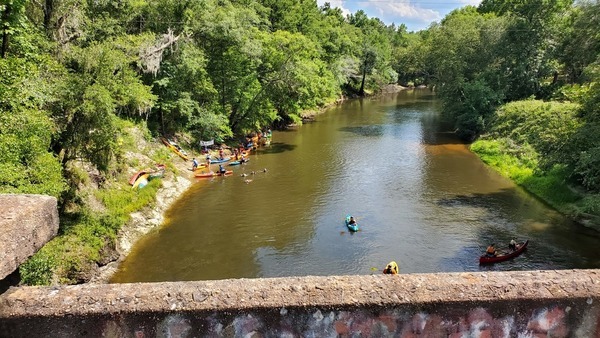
(2, 0), (600, 205)
(0, 0), (407, 201)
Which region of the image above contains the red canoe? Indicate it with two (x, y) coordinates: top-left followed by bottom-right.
(479, 240), (529, 264)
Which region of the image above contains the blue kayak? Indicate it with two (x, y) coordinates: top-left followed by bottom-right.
(210, 157), (231, 164)
(229, 158), (250, 166)
(345, 215), (359, 232)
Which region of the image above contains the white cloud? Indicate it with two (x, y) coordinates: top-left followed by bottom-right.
(365, 2), (441, 22)
(316, 0), (483, 31)
(460, 0), (483, 5)
(316, 0), (351, 17)
(317, 1), (441, 25)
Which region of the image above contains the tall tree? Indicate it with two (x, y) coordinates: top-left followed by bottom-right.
(0, 56), (66, 197)
(348, 10), (396, 96)
(428, 7), (508, 140)
(557, 1), (600, 83)
(1, 0), (27, 57)
(478, 0), (574, 100)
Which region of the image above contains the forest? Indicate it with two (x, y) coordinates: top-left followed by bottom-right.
(1, 0), (599, 284)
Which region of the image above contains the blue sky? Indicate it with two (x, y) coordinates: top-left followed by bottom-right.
(316, 0), (483, 32)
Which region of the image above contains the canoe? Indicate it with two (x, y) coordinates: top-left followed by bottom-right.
(132, 173), (150, 189)
(345, 215), (359, 232)
(383, 261), (399, 274)
(479, 240), (529, 264)
(216, 170), (233, 176)
(129, 170), (148, 185)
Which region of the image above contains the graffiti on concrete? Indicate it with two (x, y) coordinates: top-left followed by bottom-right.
(93, 301), (598, 337)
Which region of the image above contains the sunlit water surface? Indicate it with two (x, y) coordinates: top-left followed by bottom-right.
(111, 90), (600, 283)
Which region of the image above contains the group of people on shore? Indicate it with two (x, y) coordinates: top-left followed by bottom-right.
(190, 130), (270, 174)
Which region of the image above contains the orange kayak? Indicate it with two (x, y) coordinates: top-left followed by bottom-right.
(194, 170), (233, 178)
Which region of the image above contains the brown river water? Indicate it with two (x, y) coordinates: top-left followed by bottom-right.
(111, 89), (600, 283)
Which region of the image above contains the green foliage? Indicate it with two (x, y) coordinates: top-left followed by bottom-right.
(471, 139), (581, 214)
(427, 7), (508, 140)
(96, 178), (160, 222)
(259, 30), (337, 125)
(488, 100), (581, 170)
(19, 253), (55, 286)
(54, 39), (156, 171)
(478, 0), (573, 101)
(0, 0), (28, 57)
(20, 177), (162, 286)
(0, 57), (66, 197)
(470, 139), (536, 180)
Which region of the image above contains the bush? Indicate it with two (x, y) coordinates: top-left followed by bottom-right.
(19, 253), (55, 286)
(488, 100), (581, 171)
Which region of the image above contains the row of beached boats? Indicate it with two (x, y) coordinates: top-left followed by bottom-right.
(192, 151), (252, 178)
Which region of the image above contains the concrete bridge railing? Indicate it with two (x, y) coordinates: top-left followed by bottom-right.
(1, 269), (599, 337)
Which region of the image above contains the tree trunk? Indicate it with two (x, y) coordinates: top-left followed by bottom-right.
(44, 0), (54, 36)
(359, 67), (367, 96)
(1, 3), (11, 58)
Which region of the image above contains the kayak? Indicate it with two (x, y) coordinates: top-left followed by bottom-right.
(129, 164), (165, 185)
(194, 170), (233, 178)
(129, 170), (148, 185)
(209, 157), (231, 164)
(229, 159), (249, 166)
(479, 240), (529, 264)
(345, 215), (359, 232)
(160, 137), (189, 161)
(192, 163), (208, 171)
(132, 173), (149, 189)
(195, 171), (216, 178)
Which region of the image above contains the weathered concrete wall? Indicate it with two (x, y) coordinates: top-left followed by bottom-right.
(0, 194), (59, 280)
(1, 270), (599, 337)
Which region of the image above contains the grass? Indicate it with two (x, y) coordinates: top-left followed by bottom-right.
(470, 139), (590, 219)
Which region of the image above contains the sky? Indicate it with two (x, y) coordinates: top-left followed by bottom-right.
(316, 0), (483, 32)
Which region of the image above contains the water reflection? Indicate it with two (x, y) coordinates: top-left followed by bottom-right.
(111, 89), (599, 283)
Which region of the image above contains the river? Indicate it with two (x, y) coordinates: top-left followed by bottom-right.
(111, 89), (600, 283)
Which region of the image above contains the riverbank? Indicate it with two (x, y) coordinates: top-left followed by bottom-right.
(92, 153), (193, 283)
(93, 138), (249, 283)
(470, 139), (600, 232)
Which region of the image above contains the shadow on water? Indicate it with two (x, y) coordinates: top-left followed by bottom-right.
(338, 125), (384, 137)
(256, 142), (296, 155)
